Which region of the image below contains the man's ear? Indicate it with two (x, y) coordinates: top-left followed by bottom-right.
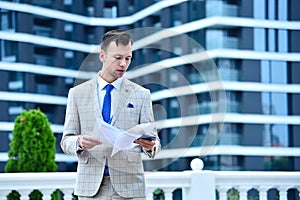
(99, 50), (105, 62)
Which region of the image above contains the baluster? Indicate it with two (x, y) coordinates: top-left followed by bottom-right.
(163, 187), (176, 200)
(278, 187), (288, 200)
(61, 188), (74, 200)
(218, 187), (229, 200)
(18, 189), (31, 200)
(39, 189), (53, 200)
(146, 188), (155, 200)
(258, 187), (269, 200)
(238, 187), (249, 200)
(0, 191), (10, 200)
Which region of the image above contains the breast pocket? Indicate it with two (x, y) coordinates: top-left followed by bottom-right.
(127, 101), (142, 121)
(117, 107), (140, 130)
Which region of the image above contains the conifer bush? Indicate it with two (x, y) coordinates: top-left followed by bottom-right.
(5, 109), (59, 199)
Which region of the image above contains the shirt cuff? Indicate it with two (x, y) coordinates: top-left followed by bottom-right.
(76, 140), (84, 155)
(144, 146), (156, 158)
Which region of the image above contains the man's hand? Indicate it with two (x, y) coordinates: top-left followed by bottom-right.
(77, 135), (101, 150)
(134, 138), (156, 151)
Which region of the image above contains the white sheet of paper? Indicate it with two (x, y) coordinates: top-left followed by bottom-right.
(96, 118), (122, 146)
(112, 133), (137, 156)
(95, 118), (155, 157)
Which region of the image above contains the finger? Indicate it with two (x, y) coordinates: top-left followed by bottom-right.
(82, 135), (101, 144)
(86, 136), (102, 144)
(138, 139), (155, 145)
(135, 139), (155, 150)
(79, 135), (101, 149)
(82, 140), (101, 149)
(78, 135), (84, 147)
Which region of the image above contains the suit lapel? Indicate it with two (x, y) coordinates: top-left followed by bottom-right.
(88, 76), (137, 125)
(111, 78), (135, 125)
(88, 77), (102, 120)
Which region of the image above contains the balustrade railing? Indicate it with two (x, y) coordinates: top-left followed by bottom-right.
(215, 171), (300, 200)
(0, 169), (299, 199)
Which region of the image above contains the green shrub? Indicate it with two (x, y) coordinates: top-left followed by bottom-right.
(227, 188), (239, 200)
(5, 109), (57, 172)
(5, 109), (59, 200)
(153, 188), (164, 200)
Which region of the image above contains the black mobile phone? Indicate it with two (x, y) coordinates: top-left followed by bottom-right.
(139, 134), (156, 141)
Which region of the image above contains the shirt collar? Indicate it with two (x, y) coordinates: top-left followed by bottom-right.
(97, 72), (123, 91)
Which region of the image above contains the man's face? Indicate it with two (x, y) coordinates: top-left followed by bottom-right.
(99, 41), (132, 83)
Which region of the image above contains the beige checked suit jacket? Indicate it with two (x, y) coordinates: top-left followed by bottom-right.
(60, 76), (160, 198)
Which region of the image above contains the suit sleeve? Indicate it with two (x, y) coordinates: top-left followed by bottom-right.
(139, 89), (161, 158)
(60, 88), (80, 155)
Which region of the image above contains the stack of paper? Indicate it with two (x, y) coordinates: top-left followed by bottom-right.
(93, 119), (156, 156)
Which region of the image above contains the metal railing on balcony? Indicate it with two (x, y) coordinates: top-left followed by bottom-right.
(0, 159), (299, 200)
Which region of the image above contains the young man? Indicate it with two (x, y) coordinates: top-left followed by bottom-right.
(61, 30), (160, 199)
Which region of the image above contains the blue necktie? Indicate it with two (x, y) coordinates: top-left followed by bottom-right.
(102, 84), (114, 176)
(102, 84), (114, 123)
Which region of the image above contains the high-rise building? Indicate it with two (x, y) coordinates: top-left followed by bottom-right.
(0, 0), (299, 173)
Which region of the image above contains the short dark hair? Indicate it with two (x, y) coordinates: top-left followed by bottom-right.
(100, 29), (133, 51)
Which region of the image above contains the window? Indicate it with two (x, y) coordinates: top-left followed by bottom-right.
(217, 59), (240, 81)
(203, 155), (242, 170)
(206, 0), (239, 17)
(206, 29), (239, 50)
(35, 104), (56, 123)
(8, 72), (24, 92)
(65, 51), (75, 69)
(1, 40), (17, 62)
(261, 61), (288, 115)
(35, 75), (55, 95)
(226, 91), (241, 113)
(168, 98), (180, 118)
(0, 9), (15, 30)
(8, 102), (25, 121)
(34, 46), (54, 66)
(218, 123), (241, 145)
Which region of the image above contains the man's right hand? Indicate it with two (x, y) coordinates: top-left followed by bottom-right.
(77, 135), (102, 150)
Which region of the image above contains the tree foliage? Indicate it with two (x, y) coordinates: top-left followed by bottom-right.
(5, 109), (57, 172)
(5, 109), (59, 200)
(153, 188), (164, 200)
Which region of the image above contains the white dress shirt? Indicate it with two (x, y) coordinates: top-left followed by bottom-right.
(97, 75), (123, 121)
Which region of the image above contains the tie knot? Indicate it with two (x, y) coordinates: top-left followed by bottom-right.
(105, 84), (114, 93)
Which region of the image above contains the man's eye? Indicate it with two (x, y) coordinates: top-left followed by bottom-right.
(126, 57), (131, 61)
(115, 57), (121, 59)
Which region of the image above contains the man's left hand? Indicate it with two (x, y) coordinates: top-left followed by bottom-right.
(134, 138), (155, 151)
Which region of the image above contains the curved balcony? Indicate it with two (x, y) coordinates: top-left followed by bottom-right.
(0, 160), (299, 200)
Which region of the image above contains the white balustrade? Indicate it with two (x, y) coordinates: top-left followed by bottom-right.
(0, 172), (76, 200)
(238, 186), (249, 200)
(215, 171), (300, 200)
(146, 187), (156, 200)
(38, 189), (52, 200)
(0, 160), (299, 199)
(60, 189), (74, 200)
(0, 192), (8, 200)
(162, 188), (177, 200)
(258, 186), (269, 200)
(217, 186), (230, 200)
(18, 189), (31, 200)
(278, 187), (288, 200)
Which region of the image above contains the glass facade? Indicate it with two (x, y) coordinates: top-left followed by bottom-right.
(0, 0), (299, 173)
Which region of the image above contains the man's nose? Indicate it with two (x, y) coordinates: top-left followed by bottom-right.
(119, 59), (126, 67)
